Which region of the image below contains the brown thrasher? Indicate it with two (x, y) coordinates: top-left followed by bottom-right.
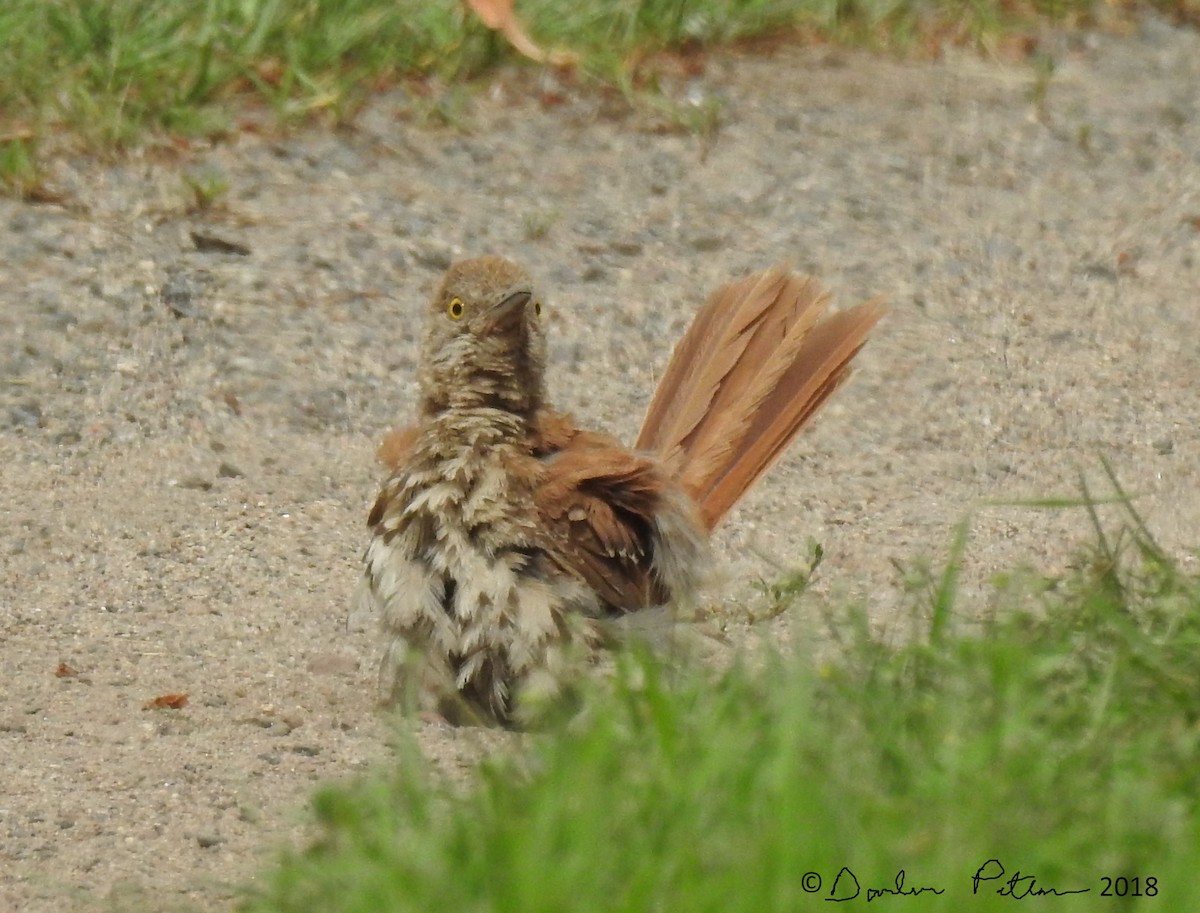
(358, 256), (883, 724)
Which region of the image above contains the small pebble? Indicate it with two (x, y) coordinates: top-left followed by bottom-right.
(217, 461), (244, 479)
(176, 476), (213, 491)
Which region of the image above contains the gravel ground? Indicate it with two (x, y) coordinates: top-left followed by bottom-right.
(2, 19), (1199, 911)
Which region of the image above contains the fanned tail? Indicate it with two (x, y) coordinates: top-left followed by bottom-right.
(636, 265), (885, 530)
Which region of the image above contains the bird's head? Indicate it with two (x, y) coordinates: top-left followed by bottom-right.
(417, 256), (548, 416)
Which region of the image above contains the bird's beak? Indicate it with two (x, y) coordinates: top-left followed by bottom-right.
(482, 289), (533, 334)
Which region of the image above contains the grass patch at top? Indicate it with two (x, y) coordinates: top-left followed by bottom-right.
(242, 476), (1200, 912)
(3, 0), (1198, 195)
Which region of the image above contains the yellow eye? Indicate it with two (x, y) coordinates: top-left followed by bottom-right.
(534, 300), (543, 317)
(447, 297), (464, 320)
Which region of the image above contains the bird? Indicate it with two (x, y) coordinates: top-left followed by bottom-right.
(358, 255), (884, 725)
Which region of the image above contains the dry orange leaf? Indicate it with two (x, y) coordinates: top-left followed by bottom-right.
(464, 0), (576, 65)
(143, 693), (189, 710)
(466, 0), (510, 28)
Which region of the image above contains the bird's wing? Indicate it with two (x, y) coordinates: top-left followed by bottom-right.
(531, 412), (672, 612)
(377, 425), (420, 472)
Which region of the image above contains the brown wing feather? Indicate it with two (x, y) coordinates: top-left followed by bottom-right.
(377, 425), (420, 472)
(534, 436), (670, 612)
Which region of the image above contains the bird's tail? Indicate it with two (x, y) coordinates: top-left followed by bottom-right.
(635, 265), (885, 531)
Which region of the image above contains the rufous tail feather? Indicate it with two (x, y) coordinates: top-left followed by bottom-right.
(636, 265), (884, 531)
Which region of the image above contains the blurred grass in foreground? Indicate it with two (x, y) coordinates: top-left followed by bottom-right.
(1, 0), (1198, 195)
(242, 463), (1200, 913)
